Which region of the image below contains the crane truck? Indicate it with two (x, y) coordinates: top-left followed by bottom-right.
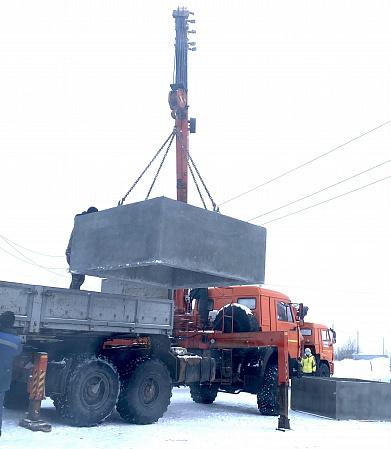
(2, 7), (293, 431)
(170, 286), (336, 419)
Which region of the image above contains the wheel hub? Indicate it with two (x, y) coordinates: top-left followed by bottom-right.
(81, 374), (110, 408)
(141, 378), (159, 404)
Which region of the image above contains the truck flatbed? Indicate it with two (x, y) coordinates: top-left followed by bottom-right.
(0, 280), (173, 336)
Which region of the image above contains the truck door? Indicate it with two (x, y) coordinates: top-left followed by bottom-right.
(274, 299), (300, 358)
(320, 329), (334, 363)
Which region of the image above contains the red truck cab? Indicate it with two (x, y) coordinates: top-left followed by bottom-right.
(206, 286), (302, 367)
(300, 322), (336, 376)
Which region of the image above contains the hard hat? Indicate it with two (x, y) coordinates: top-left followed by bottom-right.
(304, 348), (311, 356)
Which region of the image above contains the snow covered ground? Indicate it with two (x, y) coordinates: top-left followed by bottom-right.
(334, 357), (390, 382)
(1, 360), (390, 449)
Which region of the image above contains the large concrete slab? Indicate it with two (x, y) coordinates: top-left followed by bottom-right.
(291, 376), (391, 421)
(70, 197), (266, 288)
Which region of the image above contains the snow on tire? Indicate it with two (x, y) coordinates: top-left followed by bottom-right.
(52, 354), (119, 427)
(257, 364), (279, 416)
(213, 303), (259, 333)
(116, 358), (172, 425)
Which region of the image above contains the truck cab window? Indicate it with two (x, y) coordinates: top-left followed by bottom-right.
(276, 301), (294, 322)
(237, 297), (256, 310)
(322, 329), (330, 346)
(286, 305), (294, 322)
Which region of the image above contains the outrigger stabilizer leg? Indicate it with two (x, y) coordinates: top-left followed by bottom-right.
(277, 383), (291, 431)
(19, 352), (52, 432)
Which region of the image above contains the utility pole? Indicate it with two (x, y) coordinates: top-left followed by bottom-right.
(382, 336), (385, 355)
(356, 330), (360, 354)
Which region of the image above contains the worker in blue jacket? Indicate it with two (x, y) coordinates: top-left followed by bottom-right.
(0, 311), (22, 437)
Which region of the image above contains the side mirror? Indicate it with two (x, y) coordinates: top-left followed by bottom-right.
(330, 328), (337, 344)
(297, 303), (309, 321)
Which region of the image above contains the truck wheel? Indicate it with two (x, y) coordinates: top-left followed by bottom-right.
(318, 363), (330, 377)
(53, 354), (119, 427)
(116, 358), (172, 425)
(213, 304), (259, 333)
(4, 382), (29, 410)
(257, 364), (279, 416)
(190, 383), (218, 404)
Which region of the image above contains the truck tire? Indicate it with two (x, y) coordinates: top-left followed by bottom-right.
(4, 382), (29, 410)
(189, 383), (218, 404)
(317, 363), (330, 377)
(52, 354), (119, 427)
(116, 358), (172, 425)
(257, 364), (279, 416)
(213, 304), (259, 333)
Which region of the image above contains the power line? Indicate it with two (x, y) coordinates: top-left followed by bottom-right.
(263, 282), (391, 296)
(0, 234), (63, 258)
(0, 236), (65, 268)
(248, 160), (390, 222)
(1, 237), (67, 270)
(219, 119), (391, 207)
(0, 244), (68, 278)
(257, 175), (391, 225)
(0, 236), (68, 277)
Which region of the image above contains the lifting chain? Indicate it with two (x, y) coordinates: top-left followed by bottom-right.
(145, 132), (176, 200)
(187, 153), (220, 212)
(118, 131), (175, 206)
(188, 161), (207, 209)
(117, 127), (219, 213)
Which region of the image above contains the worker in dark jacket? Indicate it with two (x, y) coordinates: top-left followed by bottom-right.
(0, 311), (22, 437)
(66, 206), (98, 289)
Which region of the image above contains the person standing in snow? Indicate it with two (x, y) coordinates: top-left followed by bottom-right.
(66, 206), (98, 290)
(301, 347), (317, 376)
(0, 311), (22, 438)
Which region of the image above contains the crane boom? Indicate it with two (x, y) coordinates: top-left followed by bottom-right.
(170, 7), (194, 312)
(170, 7), (194, 204)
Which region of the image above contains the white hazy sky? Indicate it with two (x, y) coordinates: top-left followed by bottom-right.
(0, 1), (390, 353)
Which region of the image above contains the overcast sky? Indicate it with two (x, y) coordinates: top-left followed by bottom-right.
(0, 1), (390, 353)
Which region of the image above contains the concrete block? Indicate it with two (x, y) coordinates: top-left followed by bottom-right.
(291, 376), (391, 421)
(101, 279), (169, 299)
(69, 197), (266, 288)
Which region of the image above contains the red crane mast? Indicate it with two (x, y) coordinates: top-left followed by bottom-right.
(169, 7), (196, 204)
(169, 7), (196, 313)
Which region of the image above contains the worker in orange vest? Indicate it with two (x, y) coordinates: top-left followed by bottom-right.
(301, 347), (317, 376)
